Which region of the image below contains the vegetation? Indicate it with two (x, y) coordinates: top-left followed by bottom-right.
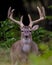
(0, 3), (52, 65)
(0, 15), (52, 65)
(0, 19), (52, 48)
(48, 5), (52, 8)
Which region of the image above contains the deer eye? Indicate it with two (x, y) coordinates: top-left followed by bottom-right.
(30, 31), (31, 32)
(21, 30), (23, 32)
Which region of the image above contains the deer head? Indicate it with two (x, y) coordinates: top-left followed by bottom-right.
(7, 6), (45, 40)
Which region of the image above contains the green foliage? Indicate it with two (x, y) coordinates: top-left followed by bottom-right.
(45, 5), (52, 20)
(46, 16), (52, 19)
(39, 43), (48, 51)
(0, 19), (20, 48)
(0, 38), (16, 48)
(48, 5), (52, 8)
(29, 51), (52, 65)
(32, 27), (52, 43)
(0, 19), (52, 49)
(0, 19), (52, 65)
(0, 19), (20, 41)
(38, 41), (52, 55)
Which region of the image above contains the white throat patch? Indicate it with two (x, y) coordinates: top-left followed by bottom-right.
(22, 38), (31, 53)
(22, 38), (31, 44)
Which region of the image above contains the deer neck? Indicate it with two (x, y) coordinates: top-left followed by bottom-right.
(21, 35), (32, 53)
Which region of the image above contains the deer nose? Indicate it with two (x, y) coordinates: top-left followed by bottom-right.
(25, 36), (28, 38)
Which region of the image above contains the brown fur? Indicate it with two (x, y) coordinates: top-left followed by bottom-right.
(10, 40), (39, 65)
(8, 6), (45, 65)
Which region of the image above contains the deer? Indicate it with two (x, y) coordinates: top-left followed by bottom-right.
(7, 6), (45, 65)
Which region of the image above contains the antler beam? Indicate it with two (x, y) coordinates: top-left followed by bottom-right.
(28, 6), (45, 27)
(33, 6), (45, 24)
(7, 7), (24, 27)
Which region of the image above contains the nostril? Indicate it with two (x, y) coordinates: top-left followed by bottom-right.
(26, 36), (28, 38)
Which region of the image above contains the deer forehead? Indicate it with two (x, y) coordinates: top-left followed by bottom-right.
(21, 26), (31, 31)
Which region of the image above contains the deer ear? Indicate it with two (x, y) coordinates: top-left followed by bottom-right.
(32, 25), (39, 31)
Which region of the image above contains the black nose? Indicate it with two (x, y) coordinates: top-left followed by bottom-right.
(25, 36), (28, 38)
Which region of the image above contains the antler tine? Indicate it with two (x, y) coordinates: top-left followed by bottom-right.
(28, 6), (45, 27)
(28, 14), (32, 27)
(37, 6), (42, 18)
(8, 7), (23, 26)
(20, 16), (24, 27)
(8, 7), (11, 18)
(42, 6), (45, 17)
(10, 9), (15, 17)
(32, 6), (45, 24)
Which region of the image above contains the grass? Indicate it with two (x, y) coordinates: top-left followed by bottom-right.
(0, 48), (11, 65)
(29, 53), (52, 65)
(0, 40), (52, 65)
(0, 48), (52, 65)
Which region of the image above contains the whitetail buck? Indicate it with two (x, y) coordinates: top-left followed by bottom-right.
(8, 6), (45, 65)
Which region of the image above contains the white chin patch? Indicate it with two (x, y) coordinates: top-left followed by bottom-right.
(22, 38), (31, 44)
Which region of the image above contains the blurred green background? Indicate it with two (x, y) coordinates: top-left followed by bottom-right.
(0, 0), (52, 65)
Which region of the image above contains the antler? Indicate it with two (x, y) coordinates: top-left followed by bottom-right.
(28, 6), (45, 27)
(7, 7), (24, 27)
